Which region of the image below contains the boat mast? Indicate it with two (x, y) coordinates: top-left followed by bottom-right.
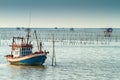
(40, 42), (42, 52)
(11, 37), (15, 55)
(26, 28), (30, 44)
(26, 12), (31, 45)
(34, 30), (40, 51)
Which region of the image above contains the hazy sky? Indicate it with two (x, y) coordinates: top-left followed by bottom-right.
(0, 0), (120, 28)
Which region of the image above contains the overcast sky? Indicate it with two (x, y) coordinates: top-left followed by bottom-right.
(0, 0), (120, 28)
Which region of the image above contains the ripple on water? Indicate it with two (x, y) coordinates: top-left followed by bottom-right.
(1, 45), (120, 80)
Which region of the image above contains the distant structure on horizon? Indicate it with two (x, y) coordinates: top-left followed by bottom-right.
(104, 28), (113, 37)
(70, 28), (74, 31)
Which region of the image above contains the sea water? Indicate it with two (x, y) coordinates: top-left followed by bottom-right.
(0, 28), (120, 80)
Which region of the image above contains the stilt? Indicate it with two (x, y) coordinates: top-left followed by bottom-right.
(52, 34), (56, 66)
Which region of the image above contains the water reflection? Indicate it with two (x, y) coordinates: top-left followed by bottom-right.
(7, 64), (47, 80)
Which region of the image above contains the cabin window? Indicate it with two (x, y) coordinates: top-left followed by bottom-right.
(20, 47), (32, 56)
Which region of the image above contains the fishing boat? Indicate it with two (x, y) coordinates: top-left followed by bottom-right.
(5, 29), (49, 65)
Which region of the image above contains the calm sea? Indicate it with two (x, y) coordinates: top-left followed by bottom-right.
(0, 28), (120, 80)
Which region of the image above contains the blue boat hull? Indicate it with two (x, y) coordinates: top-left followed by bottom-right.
(7, 54), (47, 65)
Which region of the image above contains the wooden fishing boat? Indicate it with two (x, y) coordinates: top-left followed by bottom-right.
(5, 29), (49, 65)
